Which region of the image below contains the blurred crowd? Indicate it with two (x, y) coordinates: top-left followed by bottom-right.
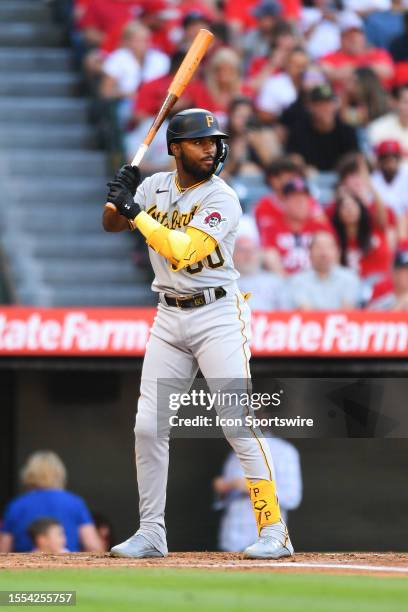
(52, 0), (408, 309)
(0, 452), (111, 554)
(0, 446), (301, 554)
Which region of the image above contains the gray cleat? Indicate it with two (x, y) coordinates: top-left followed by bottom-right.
(243, 521), (294, 559)
(110, 533), (167, 559)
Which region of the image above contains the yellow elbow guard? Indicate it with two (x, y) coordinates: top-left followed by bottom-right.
(134, 211), (217, 270)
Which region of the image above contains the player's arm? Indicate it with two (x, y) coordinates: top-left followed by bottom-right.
(133, 213), (217, 270)
(105, 165), (217, 269)
(78, 524), (104, 553)
(213, 476), (248, 495)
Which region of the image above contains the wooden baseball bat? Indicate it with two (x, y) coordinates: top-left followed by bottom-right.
(106, 28), (214, 211)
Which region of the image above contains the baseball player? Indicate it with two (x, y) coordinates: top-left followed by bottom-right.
(102, 108), (294, 559)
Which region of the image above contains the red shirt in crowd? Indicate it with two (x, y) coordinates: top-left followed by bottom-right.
(254, 195), (284, 245)
(326, 199), (397, 228)
(77, 0), (175, 54)
(342, 224), (393, 281)
(246, 56), (277, 79)
(224, 0), (301, 30)
(255, 193), (326, 247)
(76, 0), (143, 34)
(262, 215), (331, 274)
(101, 17), (174, 54)
(320, 48), (394, 90)
(176, 1), (216, 20)
(134, 75), (207, 117)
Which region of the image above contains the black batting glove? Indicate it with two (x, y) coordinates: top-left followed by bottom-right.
(107, 180), (141, 220)
(112, 164), (141, 196)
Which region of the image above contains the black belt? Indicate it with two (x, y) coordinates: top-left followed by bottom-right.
(162, 287), (226, 309)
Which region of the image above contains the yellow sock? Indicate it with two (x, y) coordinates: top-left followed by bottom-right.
(246, 479), (281, 534)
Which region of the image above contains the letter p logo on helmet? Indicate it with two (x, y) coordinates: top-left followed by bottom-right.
(206, 115), (214, 127)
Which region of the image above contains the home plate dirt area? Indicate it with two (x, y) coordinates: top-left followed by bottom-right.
(1, 552), (407, 577)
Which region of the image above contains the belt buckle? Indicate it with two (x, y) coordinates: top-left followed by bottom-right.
(193, 295), (205, 306)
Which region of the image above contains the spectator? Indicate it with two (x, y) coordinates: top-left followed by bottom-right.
(340, 67), (389, 130)
(237, 214), (261, 243)
(289, 231), (362, 309)
(100, 21), (169, 122)
(256, 47), (310, 122)
(175, 0), (217, 24)
(225, 0), (299, 33)
(300, 0), (341, 60)
(233, 234), (290, 309)
(241, 0), (283, 66)
(203, 47), (250, 127)
(286, 84), (359, 172)
(139, 1), (178, 56)
(77, 0), (142, 51)
(260, 177), (331, 274)
(320, 11), (394, 92)
(343, 0), (392, 10)
(392, 244), (408, 308)
(214, 437), (302, 552)
(363, 1), (404, 51)
(279, 64), (328, 130)
(336, 152), (397, 246)
(222, 97), (280, 177)
(177, 9), (213, 54)
(390, 10), (408, 62)
(126, 51), (198, 171)
(371, 140), (408, 221)
(368, 84), (408, 153)
(337, 153), (387, 213)
(131, 52), (188, 126)
(247, 21), (299, 91)
(27, 518), (67, 554)
(0, 451), (103, 553)
(96, 2), (175, 58)
(331, 189), (394, 300)
(254, 157), (326, 242)
(78, 0), (144, 77)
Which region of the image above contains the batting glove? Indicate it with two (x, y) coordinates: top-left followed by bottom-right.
(106, 180), (141, 220)
(111, 164), (141, 196)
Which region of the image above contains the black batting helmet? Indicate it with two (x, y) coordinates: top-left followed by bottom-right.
(166, 108), (228, 155)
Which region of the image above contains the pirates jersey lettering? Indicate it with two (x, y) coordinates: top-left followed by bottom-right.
(134, 171), (241, 295)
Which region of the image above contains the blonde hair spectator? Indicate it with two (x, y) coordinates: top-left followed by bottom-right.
(20, 451), (67, 491)
(121, 20), (149, 44)
(1, 451), (103, 553)
(206, 47), (242, 107)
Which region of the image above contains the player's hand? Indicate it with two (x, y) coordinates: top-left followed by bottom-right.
(106, 180), (141, 220)
(111, 164), (141, 196)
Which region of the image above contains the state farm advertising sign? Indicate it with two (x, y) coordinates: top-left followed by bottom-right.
(0, 308), (155, 356)
(0, 307), (407, 357)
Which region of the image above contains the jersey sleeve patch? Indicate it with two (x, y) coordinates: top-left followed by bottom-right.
(203, 210), (227, 230)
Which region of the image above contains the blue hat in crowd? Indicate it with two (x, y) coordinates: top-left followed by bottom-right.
(252, 0), (282, 18)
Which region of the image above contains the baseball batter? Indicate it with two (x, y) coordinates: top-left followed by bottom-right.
(102, 109), (294, 559)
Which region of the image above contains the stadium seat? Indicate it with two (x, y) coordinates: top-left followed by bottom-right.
(0, 4), (153, 306)
(228, 175), (269, 212)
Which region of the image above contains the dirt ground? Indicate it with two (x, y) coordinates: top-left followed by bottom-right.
(1, 552), (407, 577)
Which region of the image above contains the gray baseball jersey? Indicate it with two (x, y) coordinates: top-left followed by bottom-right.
(134, 171), (241, 295)
(115, 170), (283, 557)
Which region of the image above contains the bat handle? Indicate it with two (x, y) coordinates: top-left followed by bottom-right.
(131, 143), (149, 167)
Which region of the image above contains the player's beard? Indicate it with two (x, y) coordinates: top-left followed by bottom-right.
(180, 151), (215, 181)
